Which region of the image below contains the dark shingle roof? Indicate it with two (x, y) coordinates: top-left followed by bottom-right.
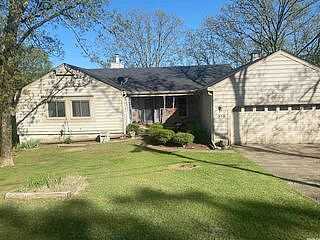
(66, 64), (233, 93)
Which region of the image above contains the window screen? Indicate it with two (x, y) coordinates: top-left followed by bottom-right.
(291, 105), (301, 111)
(165, 97), (174, 108)
(303, 105), (313, 110)
(48, 101), (65, 118)
(244, 106), (254, 112)
(256, 106), (265, 111)
(268, 106), (277, 111)
(279, 105), (288, 111)
(176, 97), (187, 116)
(72, 100), (90, 117)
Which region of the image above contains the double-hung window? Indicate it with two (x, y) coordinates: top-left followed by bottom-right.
(72, 100), (91, 117)
(48, 100), (66, 118)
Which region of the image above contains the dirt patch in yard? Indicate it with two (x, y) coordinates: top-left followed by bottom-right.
(168, 162), (199, 171)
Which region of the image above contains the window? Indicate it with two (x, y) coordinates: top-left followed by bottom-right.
(48, 101), (66, 118)
(176, 96), (187, 117)
(244, 106), (254, 112)
(279, 105), (288, 111)
(256, 106), (265, 112)
(165, 97), (174, 108)
(72, 100), (91, 117)
(303, 105), (313, 110)
(291, 105), (301, 111)
(268, 106), (277, 111)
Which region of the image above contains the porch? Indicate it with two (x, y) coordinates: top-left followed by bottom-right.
(129, 94), (199, 125)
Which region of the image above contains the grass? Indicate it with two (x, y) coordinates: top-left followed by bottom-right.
(0, 140), (319, 240)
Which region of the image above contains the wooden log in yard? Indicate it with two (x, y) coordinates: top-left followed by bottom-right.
(5, 191), (72, 200)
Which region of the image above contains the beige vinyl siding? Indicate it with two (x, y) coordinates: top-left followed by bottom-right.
(16, 68), (126, 143)
(199, 90), (213, 140)
(207, 51), (320, 144)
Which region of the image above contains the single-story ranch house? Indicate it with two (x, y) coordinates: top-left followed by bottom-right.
(16, 50), (320, 145)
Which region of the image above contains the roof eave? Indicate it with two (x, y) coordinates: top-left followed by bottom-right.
(127, 89), (200, 97)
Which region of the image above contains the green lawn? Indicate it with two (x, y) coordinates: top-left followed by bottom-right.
(0, 141), (319, 240)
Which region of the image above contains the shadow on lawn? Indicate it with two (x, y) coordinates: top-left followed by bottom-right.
(112, 187), (320, 240)
(0, 144), (319, 240)
(0, 190), (319, 240)
(0, 199), (184, 240)
(131, 144), (320, 189)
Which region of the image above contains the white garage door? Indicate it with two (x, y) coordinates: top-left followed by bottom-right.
(233, 104), (320, 144)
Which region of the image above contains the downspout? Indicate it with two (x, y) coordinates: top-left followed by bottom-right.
(121, 91), (127, 135)
(209, 90), (217, 149)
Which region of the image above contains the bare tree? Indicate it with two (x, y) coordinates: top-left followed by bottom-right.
(0, 0), (109, 167)
(186, 0), (320, 66)
(184, 24), (220, 65)
(93, 10), (184, 68)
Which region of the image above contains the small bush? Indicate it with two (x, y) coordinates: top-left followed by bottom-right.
(149, 128), (175, 145)
(149, 123), (164, 130)
(179, 121), (208, 144)
(172, 132), (195, 146)
(16, 139), (40, 150)
(146, 123), (164, 135)
(126, 123), (141, 135)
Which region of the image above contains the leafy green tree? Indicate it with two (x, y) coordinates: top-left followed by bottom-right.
(0, 0), (109, 167)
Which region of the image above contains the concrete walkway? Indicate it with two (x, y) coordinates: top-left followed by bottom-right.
(236, 144), (320, 203)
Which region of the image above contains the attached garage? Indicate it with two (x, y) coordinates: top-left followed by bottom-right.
(204, 50), (320, 145)
(233, 104), (320, 144)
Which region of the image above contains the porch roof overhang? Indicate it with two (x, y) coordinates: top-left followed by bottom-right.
(127, 90), (199, 97)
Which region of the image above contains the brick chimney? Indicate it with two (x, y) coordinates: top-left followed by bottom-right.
(110, 54), (124, 69)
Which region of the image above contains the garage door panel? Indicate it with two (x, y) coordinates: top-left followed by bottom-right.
(300, 111), (320, 143)
(234, 105), (320, 144)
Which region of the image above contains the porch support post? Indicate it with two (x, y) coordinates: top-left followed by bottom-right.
(173, 96), (175, 108)
(162, 96), (166, 123)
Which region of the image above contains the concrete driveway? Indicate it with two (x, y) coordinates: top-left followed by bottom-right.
(236, 144), (320, 202)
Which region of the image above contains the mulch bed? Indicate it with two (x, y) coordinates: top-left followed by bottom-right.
(185, 143), (211, 150)
(143, 143), (211, 152)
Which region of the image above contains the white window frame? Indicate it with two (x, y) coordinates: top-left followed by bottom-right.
(70, 98), (93, 119)
(47, 100), (66, 119)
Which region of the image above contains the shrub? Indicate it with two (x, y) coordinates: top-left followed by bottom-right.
(126, 123), (141, 135)
(149, 128), (175, 145)
(146, 123), (164, 135)
(16, 139), (40, 150)
(172, 132), (195, 146)
(149, 123), (164, 130)
(179, 121), (208, 144)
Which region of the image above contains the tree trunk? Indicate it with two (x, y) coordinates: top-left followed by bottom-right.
(0, 108), (14, 167)
(12, 115), (19, 146)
